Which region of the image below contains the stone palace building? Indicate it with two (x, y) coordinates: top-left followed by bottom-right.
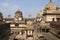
(0, 0), (60, 40)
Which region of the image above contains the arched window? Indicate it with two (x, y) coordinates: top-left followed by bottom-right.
(46, 8), (49, 10)
(13, 38), (18, 40)
(52, 18), (54, 21)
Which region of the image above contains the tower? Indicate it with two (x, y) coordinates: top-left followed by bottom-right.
(14, 9), (23, 23)
(50, 0), (52, 2)
(43, 0), (60, 22)
(36, 11), (43, 22)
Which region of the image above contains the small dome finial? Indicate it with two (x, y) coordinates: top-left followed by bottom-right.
(18, 9), (20, 11)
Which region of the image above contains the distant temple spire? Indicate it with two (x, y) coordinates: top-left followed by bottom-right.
(8, 14), (11, 18)
(50, 0), (52, 2)
(28, 14), (31, 17)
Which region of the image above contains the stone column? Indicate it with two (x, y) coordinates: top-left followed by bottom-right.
(28, 30), (29, 35)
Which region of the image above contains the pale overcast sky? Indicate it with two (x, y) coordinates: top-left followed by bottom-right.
(0, 0), (60, 18)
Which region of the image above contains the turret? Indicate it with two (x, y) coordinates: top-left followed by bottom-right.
(0, 12), (3, 22)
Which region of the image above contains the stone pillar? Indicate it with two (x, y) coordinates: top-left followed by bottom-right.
(24, 31), (26, 34)
(41, 28), (42, 33)
(45, 28), (46, 32)
(19, 31), (21, 35)
(28, 30), (29, 35)
(31, 31), (33, 35)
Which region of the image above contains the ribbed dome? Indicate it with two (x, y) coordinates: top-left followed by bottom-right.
(15, 10), (22, 16)
(37, 11), (43, 17)
(45, 2), (58, 10)
(15, 10), (22, 14)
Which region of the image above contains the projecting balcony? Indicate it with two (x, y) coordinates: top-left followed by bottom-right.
(50, 21), (60, 28)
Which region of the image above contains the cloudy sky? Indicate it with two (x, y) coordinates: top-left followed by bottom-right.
(0, 0), (60, 18)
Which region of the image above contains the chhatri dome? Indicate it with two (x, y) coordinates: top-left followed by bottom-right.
(44, 0), (60, 13)
(15, 9), (23, 17)
(15, 9), (23, 20)
(15, 9), (22, 15)
(37, 10), (43, 17)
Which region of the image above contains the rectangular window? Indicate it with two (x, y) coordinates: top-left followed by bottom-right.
(10, 24), (15, 27)
(52, 18), (54, 21)
(57, 18), (60, 21)
(15, 23), (19, 26)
